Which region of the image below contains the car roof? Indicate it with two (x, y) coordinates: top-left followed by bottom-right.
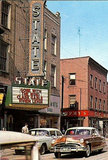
(0, 131), (37, 145)
(30, 128), (60, 131)
(67, 127), (96, 130)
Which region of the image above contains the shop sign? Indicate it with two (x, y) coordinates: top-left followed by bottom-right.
(15, 77), (45, 86)
(63, 110), (89, 117)
(28, 1), (44, 76)
(0, 93), (4, 104)
(39, 95), (60, 114)
(12, 86), (48, 105)
(63, 110), (108, 118)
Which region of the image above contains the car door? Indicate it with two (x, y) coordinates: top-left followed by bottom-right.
(91, 129), (102, 151)
(56, 130), (63, 138)
(47, 131), (57, 149)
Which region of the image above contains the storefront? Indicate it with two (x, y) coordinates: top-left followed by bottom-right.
(62, 109), (108, 136)
(39, 95), (60, 129)
(4, 82), (50, 131)
(0, 85), (8, 130)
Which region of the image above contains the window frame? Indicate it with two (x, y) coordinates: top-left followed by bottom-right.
(1, 1), (11, 29)
(51, 64), (56, 88)
(94, 77), (97, 90)
(69, 73), (76, 85)
(69, 95), (76, 108)
(90, 95), (93, 108)
(90, 74), (93, 88)
(99, 79), (102, 92)
(0, 40), (9, 72)
(99, 99), (101, 110)
(44, 29), (47, 51)
(51, 34), (57, 56)
(95, 97), (97, 109)
(103, 82), (106, 94)
(103, 100), (105, 111)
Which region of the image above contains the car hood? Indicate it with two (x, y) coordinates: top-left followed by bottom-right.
(53, 135), (91, 144)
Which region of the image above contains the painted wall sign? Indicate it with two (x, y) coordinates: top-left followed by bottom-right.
(28, 1), (44, 76)
(12, 87), (48, 105)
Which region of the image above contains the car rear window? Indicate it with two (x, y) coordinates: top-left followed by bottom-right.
(30, 130), (49, 136)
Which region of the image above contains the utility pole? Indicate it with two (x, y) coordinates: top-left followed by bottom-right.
(61, 75), (64, 130)
(61, 75), (64, 113)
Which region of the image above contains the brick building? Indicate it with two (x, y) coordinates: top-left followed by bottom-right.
(0, 0), (60, 131)
(60, 56), (108, 136)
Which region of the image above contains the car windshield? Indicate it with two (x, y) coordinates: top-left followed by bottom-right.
(66, 129), (90, 135)
(30, 130), (49, 136)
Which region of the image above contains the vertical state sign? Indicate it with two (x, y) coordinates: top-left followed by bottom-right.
(28, 1), (44, 76)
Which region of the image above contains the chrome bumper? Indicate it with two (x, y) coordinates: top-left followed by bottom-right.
(51, 145), (86, 153)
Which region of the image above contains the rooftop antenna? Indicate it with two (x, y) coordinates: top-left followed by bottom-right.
(78, 27), (81, 57)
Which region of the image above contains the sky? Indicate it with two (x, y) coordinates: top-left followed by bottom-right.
(46, 1), (108, 70)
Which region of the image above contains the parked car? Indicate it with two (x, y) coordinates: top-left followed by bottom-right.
(51, 127), (106, 158)
(0, 131), (39, 160)
(29, 128), (62, 155)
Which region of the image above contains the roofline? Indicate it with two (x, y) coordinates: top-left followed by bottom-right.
(60, 56), (108, 73)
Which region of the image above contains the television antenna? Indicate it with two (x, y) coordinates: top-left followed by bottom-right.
(78, 27), (81, 57)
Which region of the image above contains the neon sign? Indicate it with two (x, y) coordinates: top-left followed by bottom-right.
(28, 1), (44, 76)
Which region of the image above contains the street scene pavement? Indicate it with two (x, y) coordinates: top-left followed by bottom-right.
(41, 139), (108, 160)
(1, 139), (108, 160)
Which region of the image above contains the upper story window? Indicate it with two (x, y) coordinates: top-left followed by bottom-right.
(95, 97), (97, 109)
(44, 61), (47, 79)
(90, 74), (93, 88)
(0, 40), (8, 72)
(103, 82), (106, 94)
(103, 100), (105, 111)
(51, 34), (57, 55)
(69, 73), (76, 85)
(44, 29), (47, 50)
(69, 95), (76, 109)
(90, 95), (93, 108)
(99, 99), (101, 110)
(94, 77), (97, 90)
(1, 1), (11, 29)
(51, 64), (56, 87)
(99, 79), (101, 92)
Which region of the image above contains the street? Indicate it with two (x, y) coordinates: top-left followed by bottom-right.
(41, 151), (108, 160)
(1, 140), (108, 160)
(41, 140), (108, 160)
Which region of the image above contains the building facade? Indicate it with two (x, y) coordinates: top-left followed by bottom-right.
(60, 57), (108, 136)
(0, 0), (61, 131)
(39, 7), (61, 129)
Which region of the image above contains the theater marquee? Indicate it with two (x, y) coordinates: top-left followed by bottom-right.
(5, 84), (49, 110)
(12, 87), (48, 105)
(28, 1), (44, 76)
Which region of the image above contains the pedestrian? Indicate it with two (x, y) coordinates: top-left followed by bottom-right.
(62, 127), (65, 134)
(22, 123), (29, 134)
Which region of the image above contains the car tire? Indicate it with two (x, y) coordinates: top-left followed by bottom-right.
(54, 152), (61, 158)
(85, 145), (91, 157)
(40, 144), (46, 155)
